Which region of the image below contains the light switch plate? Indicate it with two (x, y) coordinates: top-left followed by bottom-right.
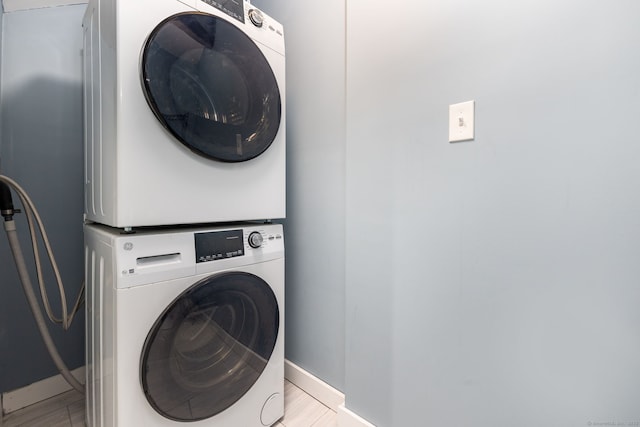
(449, 100), (475, 142)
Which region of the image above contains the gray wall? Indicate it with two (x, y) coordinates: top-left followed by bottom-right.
(252, 0), (347, 390)
(346, 0), (640, 426)
(0, 4), (86, 393)
(252, 0), (640, 426)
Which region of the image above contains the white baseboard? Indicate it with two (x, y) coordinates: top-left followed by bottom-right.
(337, 404), (377, 427)
(2, 0), (87, 12)
(284, 360), (345, 412)
(1, 366), (85, 415)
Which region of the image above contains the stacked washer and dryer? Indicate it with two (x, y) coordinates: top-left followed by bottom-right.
(82, 0), (286, 426)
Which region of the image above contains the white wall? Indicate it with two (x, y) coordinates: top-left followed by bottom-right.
(0, 4), (86, 392)
(346, 0), (640, 426)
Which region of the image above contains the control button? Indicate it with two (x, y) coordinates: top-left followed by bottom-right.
(248, 231), (264, 248)
(248, 9), (264, 27)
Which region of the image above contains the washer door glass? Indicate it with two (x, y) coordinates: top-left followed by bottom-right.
(141, 12), (281, 162)
(141, 272), (280, 421)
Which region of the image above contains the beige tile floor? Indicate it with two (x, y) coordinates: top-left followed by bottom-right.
(0, 380), (336, 427)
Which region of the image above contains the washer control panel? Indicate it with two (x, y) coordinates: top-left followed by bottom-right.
(195, 229), (244, 263)
(202, 0), (244, 23)
(195, 227), (283, 263)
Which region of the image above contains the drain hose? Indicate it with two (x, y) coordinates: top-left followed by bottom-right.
(3, 219), (85, 394)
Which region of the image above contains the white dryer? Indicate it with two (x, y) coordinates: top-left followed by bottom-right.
(84, 223), (285, 427)
(82, 0), (286, 228)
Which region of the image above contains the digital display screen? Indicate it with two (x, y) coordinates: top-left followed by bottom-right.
(195, 229), (244, 263)
(202, 0), (245, 23)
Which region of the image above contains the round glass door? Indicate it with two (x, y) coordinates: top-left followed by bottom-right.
(141, 272), (280, 421)
(141, 12), (282, 162)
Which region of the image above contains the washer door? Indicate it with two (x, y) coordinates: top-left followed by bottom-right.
(140, 272), (280, 422)
(141, 12), (282, 162)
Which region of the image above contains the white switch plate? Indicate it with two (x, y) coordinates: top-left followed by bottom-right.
(449, 100), (475, 142)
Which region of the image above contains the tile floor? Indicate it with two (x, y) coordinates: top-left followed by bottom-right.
(0, 380), (336, 427)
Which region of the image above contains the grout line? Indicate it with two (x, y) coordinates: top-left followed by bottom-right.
(1, 366), (85, 414)
(309, 407), (334, 427)
(284, 360), (345, 412)
(65, 404), (72, 427)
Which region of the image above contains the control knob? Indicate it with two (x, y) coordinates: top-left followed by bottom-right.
(248, 9), (264, 27)
(248, 232), (264, 248)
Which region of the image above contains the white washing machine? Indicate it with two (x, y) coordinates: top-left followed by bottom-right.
(84, 223), (285, 427)
(82, 0), (286, 228)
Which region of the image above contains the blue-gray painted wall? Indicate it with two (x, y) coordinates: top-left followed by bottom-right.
(251, 0), (347, 391)
(345, 0), (640, 426)
(257, 0), (640, 426)
(0, 5), (86, 393)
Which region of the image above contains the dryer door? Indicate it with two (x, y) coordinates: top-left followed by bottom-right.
(140, 271), (280, 422)
(141, 12), (281, 162)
